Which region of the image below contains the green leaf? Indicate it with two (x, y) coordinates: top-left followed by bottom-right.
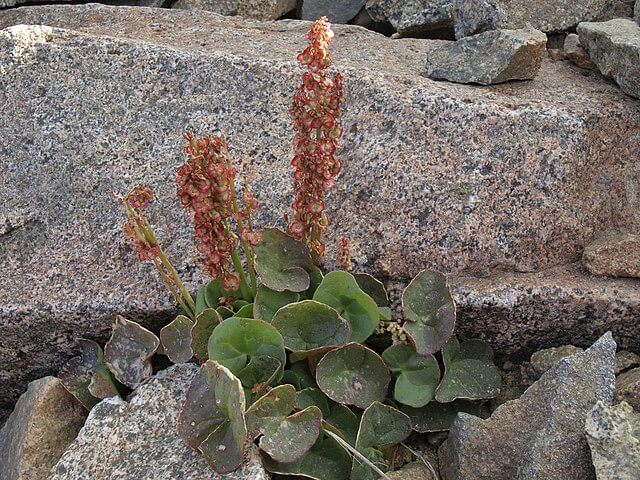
(255, 228), (314, 292)
(177, 361), (247, 474)
(191, 308), (222, 363)
(204, 278), (239, 308)
(254, 285), (300, 322)
(282, 362), (317, 389)
(351, 402), (412, 480)
(402, 270), (456, 355)
(313, 271), (379, 343)
(58, 339), (117, 409)
(297, 387), (331, 418)
(401, 400), (489, 433)
(235, 303), (254, 318)
(259, 406), (322, 463)
(382, 343), (440, 408)
(207, 317), (286, 383)
(232, 300), (250, 310)
(316, 343), (390, 409)
(195, 284), (208, 315)
(104, 315), (159, 388)
(353, 273), (388, 307)
(160, 315), (194, 364)
(302, 266), (325, 299)
(245, 384), (297, 439)
(216, 306), (235, 319)
(325, 404), (359, 445)
(236, 355), (281, 394)
(435, 337), (502, 402)
(272, 300), (350, 357)
(87, 366), (120, 401)
(378, 306), (392, 321)
(262, 434), (352, 480)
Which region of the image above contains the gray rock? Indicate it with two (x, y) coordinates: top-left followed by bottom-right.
(528, 344), (584, 380)
(1, 4), (640, 413)
(599, 0), (636, 19)
(615, 351), (640, 375)
(453, 0), (613, 39)
(301, 0), (367, 24)
(578, 19), (640, 99)
(585, 401), (640, 480)
(583, 232), (640, 278)
(366, 0), (454, 37)
(50, 364), (269, 479)
(384, 461), (436, 479)
(425, 28), (547, 85)
(0, 377), (86, 480)
(615, 368), (640, 410)
(636, 0), (639, 20)
(173, 0), (296, 20)
(564, 33), (597, 70)
(439, 332), (616, 480)
(0, 1), (168, 7)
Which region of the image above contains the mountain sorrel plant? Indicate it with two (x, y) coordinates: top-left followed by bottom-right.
(58, 18), (502, 480)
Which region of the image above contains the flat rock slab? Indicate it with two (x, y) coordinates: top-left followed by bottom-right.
(366, 0), (454, 37)
(453, 0), (612, 38)
(583, 232), (640, 278)
(0, 4), (639, 413)
(439, 333), (616, 480)
(578, 18), (640, 100)
(173, 0), (297, 20)
(50, 364), (269, 479)
(301, 0), (367, 24)
(0, 376), (86, 480)
(424, 28), (547, 85)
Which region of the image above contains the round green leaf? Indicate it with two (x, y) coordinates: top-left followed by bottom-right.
(235, 303), (254, 318)
(207, 317), (286, 383)
(160, 315), (194, 364)
(353, 273), (388, 307)
(195, 284), (208, 315)
(204, 278), (239, 308)
(104, 315), (159, 388)
(254, 285), (300, 322)
(259, 406), (322, 463)
(261, 434), (352, 480)
(191, 308), (222, 363)
(435, 337), (502, 402)
(177, 361), (247, 474)
(355, 401), (412, 450)
(245, 384), (297, 440)
(382, 343), (440, 408)
(282, 362), (317, 390)
(402, 270), (456, 355)
(325, 404), (359, 445)
(216, 306), (235, 319)
(315, 343), (390, 409)
(272, 300), (350, 355)
(297, 387), (331, 418)
(255, 228), (313, 292)
(236, 355), (281, 394)
(313, 271), (379, 343)
(401, 400), (489, 433)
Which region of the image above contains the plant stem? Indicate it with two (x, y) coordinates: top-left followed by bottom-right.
(231, 248), (253, 302)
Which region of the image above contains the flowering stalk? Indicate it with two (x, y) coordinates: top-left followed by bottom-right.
(119, 186), (196, 319)
(337, 236), (352, 271)
(177, 133), (257, 300)
(289, 17), (345, 261)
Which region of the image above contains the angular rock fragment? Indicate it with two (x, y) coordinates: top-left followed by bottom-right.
(578, 19), (640, 99)
(439, 333), (616, 480)
(50, 364), (269, 480)
(301, 0), (367, 24)
(615, 351), (640, 375)
(0, 377), (86, 480)
(527, 344), (583, 380)
(585, 401), (640, 480)
(424, 28), (547, 85)
(615, 368), (640, 410)
(173, 0), (296, 20)
(366, 0), (454, 38)
(564, 33), (597, 70)
(583, 232), (640, 278)
(453, 0), (613, 38)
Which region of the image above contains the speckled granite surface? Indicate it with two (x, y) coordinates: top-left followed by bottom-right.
(0, 4), (639, 413)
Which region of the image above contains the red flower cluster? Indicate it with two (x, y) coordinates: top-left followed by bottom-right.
(289, 17), (345, 259)
(177, 133), (240, 290)
(337, 236), (352, 271)
(122, 186), (161, 261)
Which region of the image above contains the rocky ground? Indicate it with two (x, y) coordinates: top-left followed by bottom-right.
(0, 0), (639, 478)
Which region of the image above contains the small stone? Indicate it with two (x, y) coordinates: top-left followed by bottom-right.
(49, 364), (269, 480)
(564, 33), (597, 70)
(615, 351), (640, 375)
(578, 18), (640, 100)
(453, 0), (614, 38)
(384, 461), (436, 480)
(528, 344), (584, 380)
(439, 332), (616, 480)
(582, 232), (640, 278)
(615, 368), (640, 411)
(301, 0), (367, 24)
(365, 0), (454, 38)
(173, 0), (297, 20)
(585, 401), (640, 480)
(424, 28), (547, 85)
(0, 376), (86, 480)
